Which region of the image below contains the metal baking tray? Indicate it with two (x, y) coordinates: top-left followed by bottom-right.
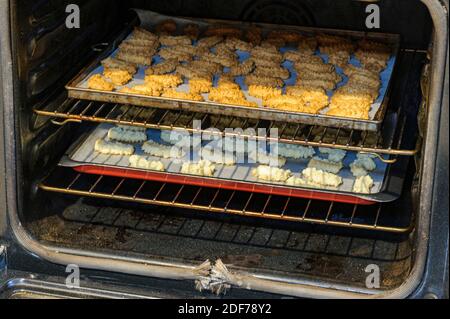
(66, 10), (400, 132)
(59, 123), (408, 205)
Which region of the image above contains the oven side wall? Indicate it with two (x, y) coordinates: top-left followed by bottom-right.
(0, 0), (12, 239)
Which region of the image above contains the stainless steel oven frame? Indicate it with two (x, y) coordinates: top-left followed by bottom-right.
(0, 0), (448, 299)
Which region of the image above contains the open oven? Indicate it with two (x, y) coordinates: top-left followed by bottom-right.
(0, 0), (448, 299)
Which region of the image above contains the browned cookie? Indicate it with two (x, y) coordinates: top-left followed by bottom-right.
(245, 75), (284, 88)
(229, 59), (255, 76)
(253, 65), (290, 80)
(245, 26), (262, 46)
(102, 57), (137, 75)
(155, 19), (177, 35)
(196, 36), (223, 49)
(159, 35), (192, 46)
(205, 25), (242, 38)
(145, 58), (179, 75)
(184, 23), (200, 40)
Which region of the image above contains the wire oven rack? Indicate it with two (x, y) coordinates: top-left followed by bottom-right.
(34, 48), (426, 158)
(36, 99), (410, 157)
(39, 166), (415, 233)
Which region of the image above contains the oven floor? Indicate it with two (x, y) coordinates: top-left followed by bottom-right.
(27, 197), (414, 291)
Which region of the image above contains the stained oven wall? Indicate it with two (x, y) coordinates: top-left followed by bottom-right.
(12, 0), (126, 220)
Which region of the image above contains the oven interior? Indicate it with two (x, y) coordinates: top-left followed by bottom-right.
(11, 0), (433, 295)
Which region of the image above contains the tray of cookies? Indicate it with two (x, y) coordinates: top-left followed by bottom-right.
(59, 123), (409, 205)
(66, 9), (400, 131)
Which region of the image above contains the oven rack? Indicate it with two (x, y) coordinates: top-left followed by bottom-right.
(39, 167), (415, 234)
(34, 49), (425, 158)
(34, 98), (415, 158)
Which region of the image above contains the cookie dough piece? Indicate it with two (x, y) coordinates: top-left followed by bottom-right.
(308, 157), (343, 174)
(319, 148), (347, 163)
(181, 160), (216, 177)
(129, 155), (165, 171)
(286, 175), (308, 186)
(252, 165), (292, 182)
(142, 140), (185, 159)
(201, 147), (236, 166)
(278, 144), (315, 160)
(302, 167), (343, 188)
(248, 151), (287, 167)
(350, 154), (377, 177)
(94, 139), (134, 156)
(353, 175), (374, 194)
(108, 127), (147, 144)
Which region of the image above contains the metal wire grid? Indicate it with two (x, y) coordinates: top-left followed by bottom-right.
(39, 167), (415, 233)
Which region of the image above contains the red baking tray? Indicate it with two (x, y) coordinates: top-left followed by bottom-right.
(69, 163), (377, 205)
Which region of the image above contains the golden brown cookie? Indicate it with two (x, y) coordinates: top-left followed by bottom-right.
(103, 69), (132, 86)
(144, 74), (183, 88)
(229, 59), (255, 76)
(248, 85), (282, 100)
(189, 77), (213, 94)
(87, 74), (114, 91)
(101, 57), (137, 75)
(162, 89), (204, 101)
(245, 75), (284, 88)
